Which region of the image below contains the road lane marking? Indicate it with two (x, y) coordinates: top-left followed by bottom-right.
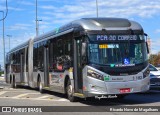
(0, 96), (69, 101)
(12, 93), (39, 98)
(56, 98), (69, 101)
(0, 90), (69, 101)
(0, 91), (8, 95)
(12, 93), (30, 98)
(37, 95), (50, 99)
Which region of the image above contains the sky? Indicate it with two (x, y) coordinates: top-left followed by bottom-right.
(0, 0), (160, 68)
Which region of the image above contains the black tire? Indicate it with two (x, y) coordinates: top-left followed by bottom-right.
(38, 78), (44, 93)
(86, 97), (95, 101)
(11, 76), (17, 88)
(10, 79), (14, 88)
(66, 80), (77, 102)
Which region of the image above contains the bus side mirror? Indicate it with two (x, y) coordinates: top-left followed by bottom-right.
(146, 42), (149, 54)
(81, 43), (87, 65)
(144, 33), (149, 54)
(144, 33), (148, 37)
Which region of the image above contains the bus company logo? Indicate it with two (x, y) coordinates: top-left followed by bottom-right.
(2, 107), (12, 112)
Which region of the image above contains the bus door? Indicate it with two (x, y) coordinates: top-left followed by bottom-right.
(73, 38), (83, 93)
(44, 46), (49, 87)
(20, 52), (24, 83)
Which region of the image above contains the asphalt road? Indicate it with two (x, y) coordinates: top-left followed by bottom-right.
(0, 79), (160, 115)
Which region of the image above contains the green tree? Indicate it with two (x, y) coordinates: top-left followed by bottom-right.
(149, 53), (160, 66)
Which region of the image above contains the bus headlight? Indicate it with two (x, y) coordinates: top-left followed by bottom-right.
(87, 69), (104, 81)
(143, 67), (150, 78)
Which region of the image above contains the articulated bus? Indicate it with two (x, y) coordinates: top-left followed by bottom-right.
(5, 18), (150, 102)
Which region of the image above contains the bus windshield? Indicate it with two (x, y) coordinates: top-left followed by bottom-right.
(88, 35), (148, 67)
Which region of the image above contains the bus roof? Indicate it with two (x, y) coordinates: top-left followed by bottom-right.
(8, 18), (143, 54)
(7, 39), (30, 54)
(34, 18), (143, 41)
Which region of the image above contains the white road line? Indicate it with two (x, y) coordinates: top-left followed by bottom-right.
(0, 96), (69, 101)
(56, 98), (69, 101)
(37, 95), (50, 99)
(0, 91), (69, 101)
(0, 91), (8, 96)
(12, 93), (39, 98)
(6, 91), (40, 93)
(12, 93), (29, 98)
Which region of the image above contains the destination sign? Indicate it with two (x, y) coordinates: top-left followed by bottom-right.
(88, 34), (144, 42)
(97, 35), (137, 41)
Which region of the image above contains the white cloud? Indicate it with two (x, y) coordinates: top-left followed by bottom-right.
(38, 16), (52, 21)
(39, 5), (57, 10)
(8, 32), (35, 50)
(39, 25), (51, 34)
(0, 5), (7, 11)
(38, 0), (69, 3)
(19, 1), (34, 6)
(0, 0), (6, 3)
(155, 29), (160, 33)
(0, 0), (25, 11)
(28, 0), (160, 37)
(150, 40), (160, 54)
(151, 49), (158, 54)
(0, 31), (35, 67)
(38, 0), (58, 1)
(8, 23), (32, 31)
(8, 6), (24, 11)
(38, 0), (160, 26)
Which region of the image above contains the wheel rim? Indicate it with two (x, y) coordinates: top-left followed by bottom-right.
(67, 85), (72, 97)
(39, 82), (42, 91)
(14, 82), (16, 88)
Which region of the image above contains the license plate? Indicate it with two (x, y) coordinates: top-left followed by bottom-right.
(120, 88), (130, 93)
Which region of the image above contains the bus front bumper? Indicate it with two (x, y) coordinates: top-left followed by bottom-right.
(84, 77), (150, 97)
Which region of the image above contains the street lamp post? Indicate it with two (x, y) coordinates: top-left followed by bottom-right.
(35, 0), (42, 36)
(0, 11), (6, 80)
(6, 35), (12, 51)
(36, 19), (42, 36)
(36, 0), (38, 36)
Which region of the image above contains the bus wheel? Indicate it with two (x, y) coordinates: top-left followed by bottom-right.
(38, 78), (44, 93)
(66, 80), (77, 102)
(11, 76), (17, 88)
